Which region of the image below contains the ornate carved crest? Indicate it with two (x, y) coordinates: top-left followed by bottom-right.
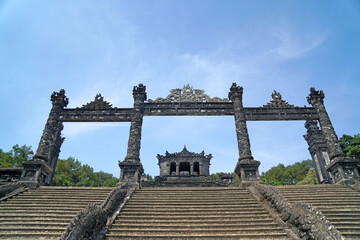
(81, 94), (113, 109)
(262, 90), (295, 108)
(148, 84), (229, 103)
(157, 146), (213, 161)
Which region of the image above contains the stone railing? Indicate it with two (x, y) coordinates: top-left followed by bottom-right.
(0, 183), (25, 200)
(248, 183), (344, 240)
(60, 183), (134, 240)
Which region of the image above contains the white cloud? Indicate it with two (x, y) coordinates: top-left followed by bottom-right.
(270, 30), (327, 60)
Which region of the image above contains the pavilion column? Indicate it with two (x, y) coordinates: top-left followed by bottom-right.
(228, 83), (260, 184)
(20, 90), (68, 188)
(303, 120), (332, 184)
(190, 162), (194, 176)
(307, 88), (359, 184)
(119, 84), (146, 185)
(176, 163), (180, 176)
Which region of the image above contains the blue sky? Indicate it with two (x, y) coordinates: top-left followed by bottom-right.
(0, 0), (359, 178)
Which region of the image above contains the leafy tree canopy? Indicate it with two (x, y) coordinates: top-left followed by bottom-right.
(339, 134), (360, 165)
(0, 144), (33, 168)
(52, 157), (119, 187)
(260, 159), (316, 186)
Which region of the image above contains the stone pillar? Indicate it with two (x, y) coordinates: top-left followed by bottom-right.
(118, 84), (146, 185)
(20, 90), (68, 188)
(176, 163), (180, 176)
(229, 83), (260, 184)
(199, 163), (203, 176)
(307, 88), (359, 184)
(304, 120), (332, 184)
(190, 162), (194, 176)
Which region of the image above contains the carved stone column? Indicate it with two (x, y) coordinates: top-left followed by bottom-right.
(199, 163), (203, 176)
(190, 163), (194, 176)
(20, 90), (68, 187)
(229, 83), (260, 184)
(176, 163), (180, 176)
(304, 120), (332, 184)
(119, 84), (146, 185)
(307, 88), (359, 184)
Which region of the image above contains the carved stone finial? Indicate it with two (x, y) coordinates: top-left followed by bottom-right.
(148, 84), (228, 103)
(81, 94), (113, 109)
(51, 89), (68, 108)
(262, 90), (295, 108)
(133, 83), (147, 101)
(307, 87), (325, 105)
(228, 83), (243, 102)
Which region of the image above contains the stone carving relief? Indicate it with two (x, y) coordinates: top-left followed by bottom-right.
(81, 94), (113, 109)
(148, 84), (229, 103)
(262, 90), (295, 108)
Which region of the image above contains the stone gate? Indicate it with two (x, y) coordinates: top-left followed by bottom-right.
(18, 83), (359, 187)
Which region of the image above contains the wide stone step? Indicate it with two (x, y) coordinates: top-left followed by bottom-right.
(105, 232), (289, 239)
(320, 209), (360, 214)
(0, 227), (64, 233)
(0, 213), (77, 218)
(12, 194), (106, 200)
(118, 210), (268, 217)
(123, 203), (262, 212)
(0, 222), (69, 227)
(0, 233), (61, 240)
(0, 206), (84, 210)
(115, 218), (275, 224)
(117, 215), (272, 221)
(109, 227), (285, 233)
(0, 217), (73, 222)
(0, 209), (81, 215)
(3, 199), (104, 204)
(126, 200), (255, 204)
(138, 187), (242, 191)
(120, 208), (266, 214)
(0, 226), (65, 231)
(285, 197), (360, 202)
(130, 196), (250, 200)
(0, 202), (99, 207)
(111, 222), (280, 229)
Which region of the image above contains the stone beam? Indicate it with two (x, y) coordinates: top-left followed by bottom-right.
(59, 108), (133, 122)
(58, 105), (318, 122)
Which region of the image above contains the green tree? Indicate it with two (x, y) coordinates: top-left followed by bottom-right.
(0, 144), (33, 168)
(296, 168), (318, 185)
(339, 134), (360, 165)
(261, 160), (314, 186)
(52, 157), (118, 187)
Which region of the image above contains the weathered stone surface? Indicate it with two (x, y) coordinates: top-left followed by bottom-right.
(157, 146), (212, 178)
(263, 90), (295, 108)
(0, 183), (24, 199)
(249, 183), (344, 240)
(0, 168), (22, 184)
(304, 120), (332, 184)
(307, 88), (360, 184)
(81, 94), (113, 110)
(60, 184), (132, 240)
(148, 84), (229, 103)
(21, 89), (67, 186)
(229, 83), (260, 183)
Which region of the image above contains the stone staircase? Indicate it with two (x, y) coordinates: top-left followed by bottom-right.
(106, 187), (294, 239)
(277, 185), (360, 240)
(0, 186), (113, 240)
